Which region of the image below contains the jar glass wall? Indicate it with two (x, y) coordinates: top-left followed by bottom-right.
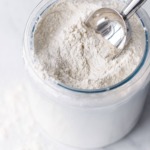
(23, 0), (150, 149)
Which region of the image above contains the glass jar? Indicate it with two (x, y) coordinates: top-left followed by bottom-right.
(23, 0), (150, 149)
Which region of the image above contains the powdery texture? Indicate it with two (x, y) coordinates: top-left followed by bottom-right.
(0, 84), (78, 150)
(34, 0), (145, 89)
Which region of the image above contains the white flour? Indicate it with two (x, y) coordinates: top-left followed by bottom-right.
(34, 0), (145, 89)
(0, 84), (77, 150)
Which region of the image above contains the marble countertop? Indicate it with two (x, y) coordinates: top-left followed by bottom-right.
(0, 0), (150, 150)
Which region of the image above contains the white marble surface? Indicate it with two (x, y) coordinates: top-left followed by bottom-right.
(0, 0), (150, 150)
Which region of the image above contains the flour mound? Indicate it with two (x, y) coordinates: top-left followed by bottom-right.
(34, 0), (145, 89)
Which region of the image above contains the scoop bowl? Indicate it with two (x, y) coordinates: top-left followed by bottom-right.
(85, 0), (147, 51)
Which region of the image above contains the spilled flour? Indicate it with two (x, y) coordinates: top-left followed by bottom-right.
(34, 0), (145, 89)
(0, 84), (78, 150)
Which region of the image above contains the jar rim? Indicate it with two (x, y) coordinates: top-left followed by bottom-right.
(23, 0), (150, 97)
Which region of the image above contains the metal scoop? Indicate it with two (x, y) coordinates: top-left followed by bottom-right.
(85, 0), (147, 50)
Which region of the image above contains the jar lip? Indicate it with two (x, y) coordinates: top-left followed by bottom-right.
(24, 0), (150, 95)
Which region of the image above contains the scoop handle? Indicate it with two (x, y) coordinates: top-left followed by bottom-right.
(121, 0), (147, 19)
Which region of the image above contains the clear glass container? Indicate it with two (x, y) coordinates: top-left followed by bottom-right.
(23, 0), (150, 149)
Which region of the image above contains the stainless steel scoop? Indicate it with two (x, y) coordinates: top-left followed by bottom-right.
(85, 0), (147, 50)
